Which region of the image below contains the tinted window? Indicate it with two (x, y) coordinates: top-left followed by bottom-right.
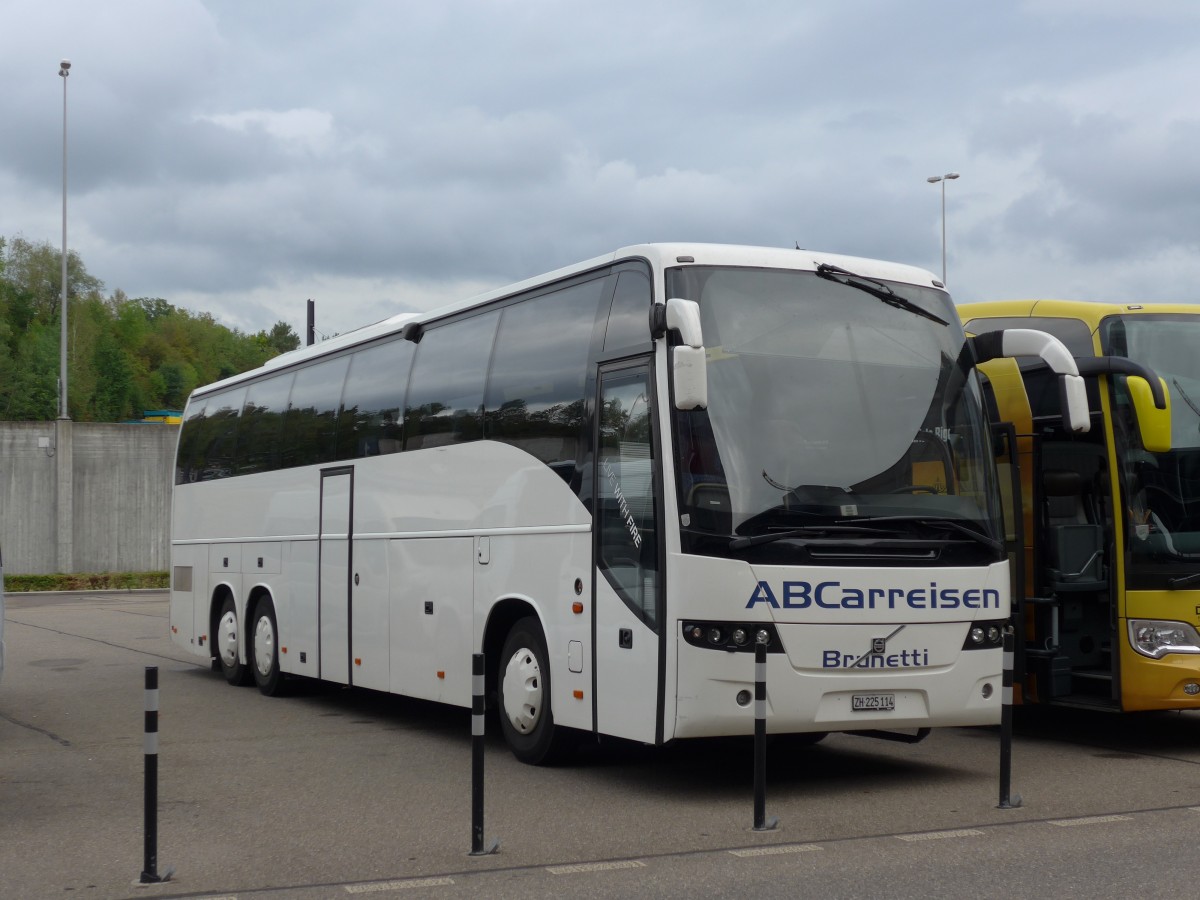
(603, 269), (652, 352)
(335, 339), (414, 460)
(194, 388), (245, 481)
(484, 279), (604, 477)
(963, 316), (1095, 362)
(597, 367), (659, 626)
(236, 373), (294, 474)
(281, 355), (350, 468)
(405, 312), (499, 451)
(175, 397), (207, 485)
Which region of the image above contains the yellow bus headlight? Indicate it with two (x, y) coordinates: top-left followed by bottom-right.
(1129, 620), (1200, 659)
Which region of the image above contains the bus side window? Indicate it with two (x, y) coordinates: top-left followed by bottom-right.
(335, 339), (414, 460)
(281, 355), (351, 468)
(176, 398), (208, 484)
(236, 372), (294, 475)
(405, 312), (499, 451)
(603, 269), (653, 353)
(197, 388), (245, 481)
(484, 278), (605, 479)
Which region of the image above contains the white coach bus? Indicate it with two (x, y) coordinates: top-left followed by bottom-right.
(169, 243), (1088, 763)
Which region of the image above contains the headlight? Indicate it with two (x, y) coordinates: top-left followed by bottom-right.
(1128, 620), (1200, 659)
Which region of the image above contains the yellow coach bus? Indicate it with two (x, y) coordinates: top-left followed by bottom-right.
(959, 300), (1200, 712)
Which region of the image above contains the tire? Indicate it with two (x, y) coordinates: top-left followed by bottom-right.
(498, 617), (574, 765)
(215, 595), (252, 686)
(249, 596), (286, 696)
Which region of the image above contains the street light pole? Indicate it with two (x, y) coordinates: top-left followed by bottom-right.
(926, 172), (959, 286)
(59, 58), (71, 421)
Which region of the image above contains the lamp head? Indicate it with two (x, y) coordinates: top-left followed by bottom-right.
(59, 59), (71, 76)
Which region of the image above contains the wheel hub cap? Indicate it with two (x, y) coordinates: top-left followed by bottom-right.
(253, 615), (275, 678)
(502, 647), (543, 734)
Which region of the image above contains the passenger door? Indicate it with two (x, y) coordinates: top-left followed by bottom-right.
(593, 362), (663, 744)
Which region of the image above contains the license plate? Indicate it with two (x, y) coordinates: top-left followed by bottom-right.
(852, 692), (895, 711)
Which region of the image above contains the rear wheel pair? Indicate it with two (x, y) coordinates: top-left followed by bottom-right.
(214, 594), (285, 696)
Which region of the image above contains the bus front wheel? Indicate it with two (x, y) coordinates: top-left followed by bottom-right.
(498, 617), (573, 765)
(249, 596), (286, 696)
(215, 595), (251, 686)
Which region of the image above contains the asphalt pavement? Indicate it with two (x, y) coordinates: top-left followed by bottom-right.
(5, 591), (1200, 899)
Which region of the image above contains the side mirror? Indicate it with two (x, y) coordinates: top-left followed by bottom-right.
(1071, 357), (1171, 454)
(658, 298), (707, 410)
(1129, 375), (1172, 453)
(970, 329), (1090, 433)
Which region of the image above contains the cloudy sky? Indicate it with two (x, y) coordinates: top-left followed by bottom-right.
(2, 1), (1199, 339)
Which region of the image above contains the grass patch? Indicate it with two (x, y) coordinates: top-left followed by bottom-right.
(3, 571), (169, 592)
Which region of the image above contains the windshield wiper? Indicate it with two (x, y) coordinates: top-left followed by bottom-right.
(729, 524), (894, 551)
(836, 515), (1004, 553)
(815, 263), (948, 326)
(1168, 571), (1200, 590)
(1173, 379), (1200, 427)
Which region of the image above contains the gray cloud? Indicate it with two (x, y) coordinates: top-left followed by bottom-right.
(3, 0), (1200, 339)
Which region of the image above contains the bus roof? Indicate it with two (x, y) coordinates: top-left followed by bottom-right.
(196, 243), (943, 398)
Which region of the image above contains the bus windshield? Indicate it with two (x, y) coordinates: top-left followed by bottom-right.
(668, 266), (1002, 564)
(1104, 314), (1200, 570)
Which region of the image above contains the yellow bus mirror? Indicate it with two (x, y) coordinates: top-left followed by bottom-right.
(1129, 376), (1171, 453)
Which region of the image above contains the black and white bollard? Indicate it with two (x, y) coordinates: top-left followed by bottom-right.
(752, 641), (779, 832)
(469, 653), (500, 856)
(139, 667), (173, 883)
(997, 628), (1022, 809)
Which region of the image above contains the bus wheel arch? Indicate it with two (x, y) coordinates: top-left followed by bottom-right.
(484, 600), (573, 765)
(247, 588), (286, 696)
(212, 588), (251, 687)
(495, 612), (576, 765)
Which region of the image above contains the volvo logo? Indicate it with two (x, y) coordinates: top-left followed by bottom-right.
(856, 625), (906, 668)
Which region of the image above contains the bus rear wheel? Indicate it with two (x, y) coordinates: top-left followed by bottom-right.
(498, 617), (574, 765)
(249, 596), (286, 696)
(215, 595), (251, 686)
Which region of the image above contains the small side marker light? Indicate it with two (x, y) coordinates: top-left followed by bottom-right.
(354, 658), (362, 666)
(573, 690), (584, 700)
(281, 646), (287, 654)
(437, 671), (445, 680)
(572, 601), (584, 614)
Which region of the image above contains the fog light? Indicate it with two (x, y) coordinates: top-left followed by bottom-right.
(982, 683), (993, 699)
(690, 625), (703, 640)
(736, 689), (752, 707)
(987, 626), (1001, 643)
(970, 626), (985, 644)
(708, 627), (724, 645)
(756, 629), (771, 645)
(1186, 683), (1200, 696)
(731, 628), (749, 646)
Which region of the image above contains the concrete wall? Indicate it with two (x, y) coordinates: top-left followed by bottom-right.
(0, 421), (177, 574)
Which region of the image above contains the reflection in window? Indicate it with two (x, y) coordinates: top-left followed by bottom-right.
(236, 373), (294, 474)
(406, 312), (499, 451)
(335, 340), (414, 460)
(597, 369), (659, 627)
(281, 355), (350, 468)
(194, 388), (245, 481)
(603, 269), (652, 353)
(485, 279), (604, 479)
(175, 398), (207, 484)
